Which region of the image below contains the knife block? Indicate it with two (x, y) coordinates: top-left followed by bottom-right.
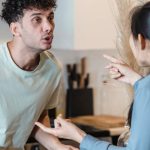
(66, 88), (93, 118)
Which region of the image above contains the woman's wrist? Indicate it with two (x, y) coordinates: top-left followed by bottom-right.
(131, 74), (142, 86)
(74, 129), (87, 143)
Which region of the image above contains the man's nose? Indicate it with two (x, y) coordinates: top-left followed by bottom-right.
(43, 20), (54, 33)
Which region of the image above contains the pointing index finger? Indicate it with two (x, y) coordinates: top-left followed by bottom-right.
(103, 54), (124, 64)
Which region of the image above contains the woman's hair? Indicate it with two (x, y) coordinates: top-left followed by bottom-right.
(1, 0), (57, 25)
(131, 2), (150, 40)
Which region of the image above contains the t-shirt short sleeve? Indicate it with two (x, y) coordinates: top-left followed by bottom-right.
(45, 77), (63, 110)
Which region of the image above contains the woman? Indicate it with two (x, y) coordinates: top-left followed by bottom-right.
(35, 2), (150, 150)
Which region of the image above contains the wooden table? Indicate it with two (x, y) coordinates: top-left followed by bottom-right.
(71, 115), (126, 144)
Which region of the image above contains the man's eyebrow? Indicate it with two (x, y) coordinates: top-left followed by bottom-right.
(30, 12), (54, 17)
(30, 13), (42, 17)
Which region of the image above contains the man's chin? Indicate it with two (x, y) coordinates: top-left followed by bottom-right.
(42, 45), (52, 50)
(46, 45), (52, 50)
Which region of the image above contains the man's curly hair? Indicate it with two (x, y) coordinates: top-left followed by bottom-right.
(1, 0), (57, 25)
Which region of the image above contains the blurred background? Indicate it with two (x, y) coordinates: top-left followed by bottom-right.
(0, 0), (148, 148)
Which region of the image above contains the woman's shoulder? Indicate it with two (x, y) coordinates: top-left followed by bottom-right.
(134, 74), (150, 90)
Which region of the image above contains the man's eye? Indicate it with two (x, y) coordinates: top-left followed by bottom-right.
(48, 15), (54, 21)
(33, 17), (41, 23)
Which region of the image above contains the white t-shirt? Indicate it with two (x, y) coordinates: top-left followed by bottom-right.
(0, 43), (62, 149)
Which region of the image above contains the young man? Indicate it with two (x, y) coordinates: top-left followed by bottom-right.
(0, 0), (77, 150)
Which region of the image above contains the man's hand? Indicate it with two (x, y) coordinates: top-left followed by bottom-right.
(103, 54), (142, 85)
(32, 110), (78, 150)
(35, 115), (86, 143)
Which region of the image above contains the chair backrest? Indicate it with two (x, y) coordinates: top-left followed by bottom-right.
(66, 88), (93, 118)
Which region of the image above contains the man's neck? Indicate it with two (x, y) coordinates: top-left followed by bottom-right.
(7, 41), (40, 71)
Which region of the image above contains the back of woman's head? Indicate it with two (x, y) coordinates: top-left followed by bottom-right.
(131, 2), (150, 40)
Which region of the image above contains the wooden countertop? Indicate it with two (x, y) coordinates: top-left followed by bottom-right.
(71, 115), (126, 136)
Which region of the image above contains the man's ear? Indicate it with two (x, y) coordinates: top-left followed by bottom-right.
(10, 22), (21, 37)
(138, 34), (146, 50)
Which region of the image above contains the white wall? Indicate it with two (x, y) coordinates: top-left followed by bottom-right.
(74, 0), (116, 50)
(52, 0), (74, 49)
(54, 0), (116, 50)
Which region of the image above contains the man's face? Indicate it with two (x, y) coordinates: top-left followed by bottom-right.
(18, 8), (55, 51)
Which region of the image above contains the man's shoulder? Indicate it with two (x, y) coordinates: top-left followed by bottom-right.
(43, 50), (62, 70)
(43, 50), (57, 61)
